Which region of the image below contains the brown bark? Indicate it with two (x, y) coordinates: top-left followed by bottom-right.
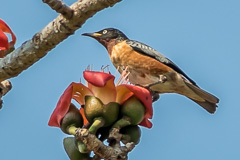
(42, 0), (73, 19)
(75, 128), (135, 160)
(0, 80), (12, 109)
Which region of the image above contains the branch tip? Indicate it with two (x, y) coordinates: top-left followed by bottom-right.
(42, 0), (73, 19)
(0, 80), (12, 109)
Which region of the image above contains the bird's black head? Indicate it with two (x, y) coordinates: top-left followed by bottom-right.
(82, 28), (128, 47)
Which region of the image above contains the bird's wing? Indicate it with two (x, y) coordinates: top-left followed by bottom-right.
(126, 40), (197, 86)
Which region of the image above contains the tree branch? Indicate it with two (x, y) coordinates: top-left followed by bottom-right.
(42, 0), (73, 19)
(75, 128), (135, 160)
(0, 0), (122, 82)
(0, 80), (12, 109)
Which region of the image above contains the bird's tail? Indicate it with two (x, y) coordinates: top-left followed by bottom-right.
(184, 81), (219, 113)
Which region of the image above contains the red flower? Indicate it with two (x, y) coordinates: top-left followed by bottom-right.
(48, 71), (153, 128)
(0, 19), (16, 57)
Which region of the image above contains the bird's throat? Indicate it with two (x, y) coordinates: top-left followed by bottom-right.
(105, 39), (118, 56)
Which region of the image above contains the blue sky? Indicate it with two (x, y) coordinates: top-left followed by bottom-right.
(0, 0), (240, 159)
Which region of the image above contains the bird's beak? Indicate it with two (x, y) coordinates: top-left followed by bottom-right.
(82, 32), (102, 38)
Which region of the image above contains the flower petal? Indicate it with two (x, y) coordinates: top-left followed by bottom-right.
(48, 82), (93, 127)
(0, 19), (13, 33)
(117, 84), (153, 128)
(84, 71), (116, 104)
(72, 82), (93, 105)
(139, 118), (153, 128)
(48, 83), (74, 127)
(0, 29), (8, 50)
(0, 19), (16, 48)
(83, 71), (115, 87)
(115, 85), (134, 104)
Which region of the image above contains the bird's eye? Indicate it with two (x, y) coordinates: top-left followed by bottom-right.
(102, 30), (107, 34)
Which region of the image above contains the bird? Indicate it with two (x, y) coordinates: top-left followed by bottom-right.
(82, 28), (219, 113)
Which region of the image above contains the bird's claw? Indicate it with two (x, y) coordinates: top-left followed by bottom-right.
(151, 91), (160, 102)
(159, 75), (167, 83)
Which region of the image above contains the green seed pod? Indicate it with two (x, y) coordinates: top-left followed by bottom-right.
(84, 96), (120, 127)
(60, 103), (83, 134)
(63, 137), (90, 160)
(120, 125), (141, 145)
(121, 96), (145, 125)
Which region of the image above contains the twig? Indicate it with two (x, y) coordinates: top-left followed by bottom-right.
(75, 128), (135, 160)
(0, 80), (12, 96)
(0, 80), (12, 109)
(42, 0), (73, 19)
(0, 0), (122, 82)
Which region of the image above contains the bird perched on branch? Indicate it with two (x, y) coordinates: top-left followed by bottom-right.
(82, 28), (219, 113)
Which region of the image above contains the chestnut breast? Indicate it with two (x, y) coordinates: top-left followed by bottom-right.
(110, 40), (173, 75)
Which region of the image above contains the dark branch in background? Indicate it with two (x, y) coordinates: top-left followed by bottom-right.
(75, 128), (135, 160)
(0, 0), (122, 82)
(42, 0), (73, 19)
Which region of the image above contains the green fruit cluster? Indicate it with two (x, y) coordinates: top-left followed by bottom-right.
(83, 95), (144, 144)
(60, 96), (145, 159)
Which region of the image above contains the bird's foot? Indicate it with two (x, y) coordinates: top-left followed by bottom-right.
(159, 75), (167, 83)
(151, 91), (160, 102)
(147, 75), (167, 88)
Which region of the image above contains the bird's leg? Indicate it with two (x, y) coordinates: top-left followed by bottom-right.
(159, 74), (167, 83)
(147, 75), (167, 88)
(140, 75), (167, 102)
